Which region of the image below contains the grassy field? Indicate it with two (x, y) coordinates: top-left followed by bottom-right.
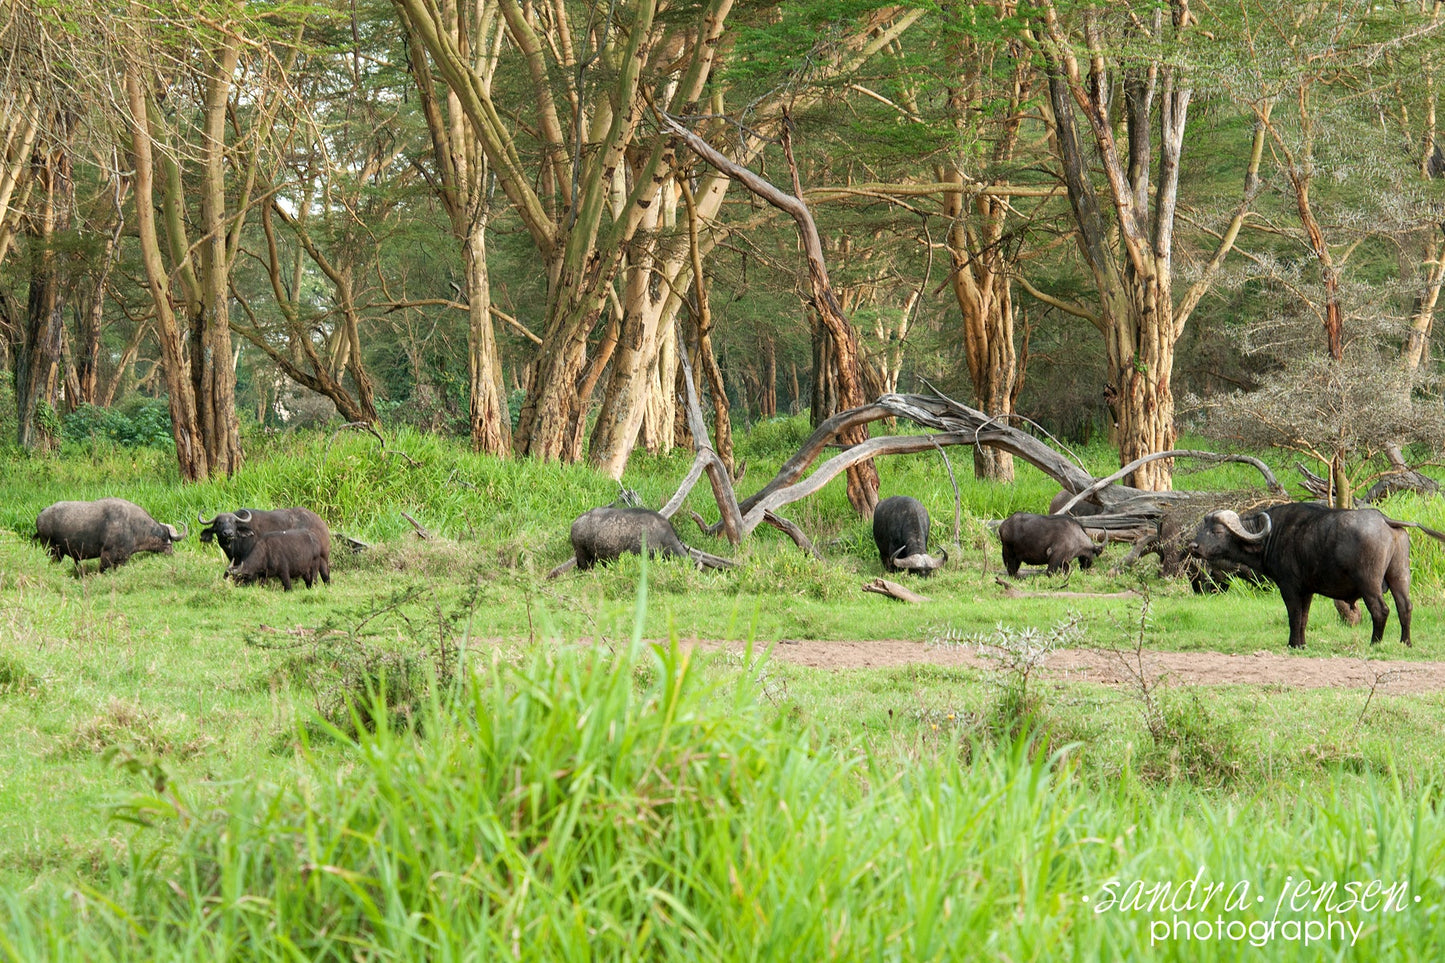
(1, 422), (1443, 958)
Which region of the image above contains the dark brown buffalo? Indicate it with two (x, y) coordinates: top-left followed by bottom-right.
(999, 512), (1105, 576)
(1048, 489), (1107, 517)
(34, 498), (188, 571)
(1188, 503), (1439, 648)
(226, 529), (324, 590)
(872, 496), (947, 576)
(199, 507), (331, 584)
(569, 507), (735, 571)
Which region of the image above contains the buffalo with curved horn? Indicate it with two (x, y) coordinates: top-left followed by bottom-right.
(35, 498), (188, 571)
(1188, 503), (1442, 648)
(873, 496), (948, 576)
(198, 507), (332, 584)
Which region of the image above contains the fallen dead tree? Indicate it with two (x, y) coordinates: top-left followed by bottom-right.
(672, 388), (1284, 548)
(551, 380), (1288, 576)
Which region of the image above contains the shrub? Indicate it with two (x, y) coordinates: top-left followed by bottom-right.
(61, 398), (175, 449)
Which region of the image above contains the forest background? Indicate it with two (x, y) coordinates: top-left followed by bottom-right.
(3, 0), (1445, 507)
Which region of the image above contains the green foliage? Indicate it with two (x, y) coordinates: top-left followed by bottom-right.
(60, 399), (175, 450)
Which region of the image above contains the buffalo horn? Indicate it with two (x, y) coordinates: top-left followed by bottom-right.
(235, 509), (252, 523)
(1215, 509), (1271, 543)
(166, 521), (190, 541)
(891, 546), (947, 571)
(197, 511), (216, 525)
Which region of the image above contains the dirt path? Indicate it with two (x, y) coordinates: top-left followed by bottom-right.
(687, 639), (1445, 694)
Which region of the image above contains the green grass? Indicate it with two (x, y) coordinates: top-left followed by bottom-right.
(1, 426), (1444, 959)
(2, 635), (1441, 960)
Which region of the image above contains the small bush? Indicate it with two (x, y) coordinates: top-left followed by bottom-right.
(61, 398), (175, 449)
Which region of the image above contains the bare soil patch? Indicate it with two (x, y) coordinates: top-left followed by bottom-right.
(688, 639), (1445, 694)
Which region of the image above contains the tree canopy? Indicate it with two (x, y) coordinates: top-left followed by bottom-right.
(2, 0), (1444, 505)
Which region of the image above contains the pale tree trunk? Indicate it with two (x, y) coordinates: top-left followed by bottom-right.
(663, 113), (879, 514)
(944, 178), (1018, 482)
(402, 0), (511, 454)
(939, 19), (1035, 482)
(1401, 5), (1443, 373)
(465, 220), (510, 452)
(1035, 0), (1217, 492)
(72, 193), (123, 408)
(98, 320), (148, 408)
(194, 37), (244, 475)
(125, 65), (206, 481)
(14, 120), (70, 451)
(590, 192), (672, 475)
(642, 318), (678, 454)
(762, 337), (777, 418)
(0, 92), (40, 273)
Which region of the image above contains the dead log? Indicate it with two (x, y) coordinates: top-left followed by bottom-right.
(862, 578), (930, 603)
(1361, 445), (1440, 503)
(401, 511), (432, 540)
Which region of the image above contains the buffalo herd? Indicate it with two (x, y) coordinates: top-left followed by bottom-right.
(33, 498), (330, 591)
(31, 483), (1444, 648)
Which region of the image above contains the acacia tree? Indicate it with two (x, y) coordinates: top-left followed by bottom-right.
(394, 0), (728, 461)
(1393, 0), (1445, 373)
(1028, 0), (1260, 490)
(400, 0), (510, 453)
(934, 0), (1046, 482)
(1202, 0), (1445, 505)
(0, 3), (78, 448)
(120, 3), (285, 478)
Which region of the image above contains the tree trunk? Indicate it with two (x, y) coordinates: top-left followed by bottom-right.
(125, 65), (206, 481)
(14, 128), (69, 451)
(465, 221), (511, 453)
(761, 336), (777, 418)
(193, 37), (243, 475)
(1037, 1), (1196, 492)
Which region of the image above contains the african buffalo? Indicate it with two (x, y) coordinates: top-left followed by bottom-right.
(872, 496), (947, 576)
(199, 507), (331, 584)
(34, 498), (188, 571)
(999, 512), (1105, 576)
(569, 507), (735, 571)
(1187, 502), (1441, 648)
(226, 529), (324, 591)
(1048, 489), (1107, 517)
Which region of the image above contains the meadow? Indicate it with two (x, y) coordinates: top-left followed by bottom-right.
(0, 421), (1443, 960)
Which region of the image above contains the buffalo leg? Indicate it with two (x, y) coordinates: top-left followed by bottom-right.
(1003, 549), (1021, 577)
(1361, 591), (1390, 645)
(279, 569), (293, 591)
(1386, 553), (1412, 647)
(1283, 592), (1313, 649)
(1333, 600), (1361, 625)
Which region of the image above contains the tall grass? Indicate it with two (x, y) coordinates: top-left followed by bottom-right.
(2, 622), (1439, 961)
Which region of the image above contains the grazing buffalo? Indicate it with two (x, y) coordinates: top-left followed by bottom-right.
(34, 498), (188, 571)
(199, 507), (331, 584)
(569, 507), (735, 571)
(1048, 489), (1107, 517)
(999, 512), (1105, 576)
(227, 529), (324, 591)
(1187, 503), (1439, 648)
(872, 496), (947, 576)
